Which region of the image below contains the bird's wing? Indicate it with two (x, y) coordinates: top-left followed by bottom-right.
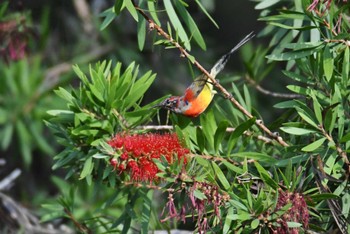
(184, 74), (208, 101)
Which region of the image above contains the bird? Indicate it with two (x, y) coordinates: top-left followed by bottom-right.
(154, 32), (255, 117)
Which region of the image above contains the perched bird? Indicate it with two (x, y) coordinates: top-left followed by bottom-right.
(154, 32), (255, 117)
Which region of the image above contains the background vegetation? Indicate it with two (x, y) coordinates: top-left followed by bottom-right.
(0, 0), (349, 233)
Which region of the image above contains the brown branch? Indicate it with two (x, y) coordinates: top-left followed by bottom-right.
(133, 3), (289, 147)
(189, 153), (257, 166)
(324, 39), (350, 47)
(122, 181), (175, 191)
(245, 75), (303, 99)
(319, 125), (349, 174)
(64, 208), (92, 234)
(136, 125), (273, 144)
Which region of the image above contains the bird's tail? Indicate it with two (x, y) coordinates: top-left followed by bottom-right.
(210, 31), (255, 77)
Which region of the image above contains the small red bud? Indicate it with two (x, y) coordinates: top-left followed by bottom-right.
(110, 158), (117, 170)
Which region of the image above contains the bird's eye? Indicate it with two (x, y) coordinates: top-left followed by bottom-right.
(165, 99), (177, 106)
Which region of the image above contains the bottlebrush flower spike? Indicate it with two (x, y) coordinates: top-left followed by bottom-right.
(108, 133), (189, 181)
(274, 188), (309, 234)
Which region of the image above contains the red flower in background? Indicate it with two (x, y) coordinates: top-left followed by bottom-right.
(0, 16), (33, 62)
(108, 133), (189, 181)
(274, 189), (309, 234)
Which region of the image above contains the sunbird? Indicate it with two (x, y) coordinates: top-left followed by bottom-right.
(154, 32), (255, 117)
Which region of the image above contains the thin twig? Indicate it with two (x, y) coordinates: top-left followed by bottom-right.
(245, 75), (303, 99)
(319, 125), (349, 174)
(122, 181), (174, 191)
(0, 192), (73, 234)
(324, 39), (350, 46)
(0, 169), (21, 191)
(64, 208), (92, 234)
(132, 2), (289, 147)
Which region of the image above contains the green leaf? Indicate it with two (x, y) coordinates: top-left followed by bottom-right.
(231, 152), (277, 164)
(255, 0), (280, 9)
(214, 120), (229, 153)
(274, 100), (298, 109)
(124, 0), (138, 22)
(147, 1), (161, 26)
(196, 127), (206, 152)
(137, 12), (146, 51)
(296, 106), (319, 128)
(16, 120), (32, 166)
(324, 106), (337, 133)
(229, 198), (249, 211)
(254, 161), (279, 189)
(342, 192), (350, 218)
(124, 72), (156, 109)
(80, 156), (94, 179)
(282, 70), (313, 84)
(269, 22), (316, 30)
(301, 137), (326, 152)
(1, 123), (13, 150)
(223, 207), (234, 234)
(195, 155), (210, 167)
(275, 154), (309, 167)
(266, 46), (323, 61)
(55, 87), (75, 104)
(310, 90), (323, 125)
(164, 0), (190, 50)
(286, 222), (302, 228)
(200, 109), (216, 150)
(100, 8), (116, 30)
(340, 131), (350, 143)
(342, 46), (349, 86)
(29, 122), (55, 156)
(286, 85), (307, 95)
(251, 219), (260, 229)
(0, 2), (9, 18)
(227, 211), (252, 221)
(323, 45), (334, 81)
(226, 118), (255, 155)
(211, 161), (230, 190)
(114, 0), (124, 16)
(140, 189), (153, 234)
(260, 10), (306, 20)
(194, 189), (207, 200)
(310, 193), (339, 202)
(222, 160), (244, 174)
(280, 127), (317, 135)
(194, 0), (219, 28)
(174, 1), (206, 50)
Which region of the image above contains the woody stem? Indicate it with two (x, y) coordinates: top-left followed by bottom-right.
(133, 2), (289, 147)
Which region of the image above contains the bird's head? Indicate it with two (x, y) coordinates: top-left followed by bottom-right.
(153, 96), (183, 114)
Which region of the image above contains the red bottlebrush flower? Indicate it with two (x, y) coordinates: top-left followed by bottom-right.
(108, 133), (189, 181)
(110, 158), (117, 170)
(161, 181), (229, 233)
(120, 152), (128, 161)
(274, 189), (309, 233)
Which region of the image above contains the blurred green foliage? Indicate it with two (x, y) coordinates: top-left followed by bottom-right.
(1, 0), (350, 233)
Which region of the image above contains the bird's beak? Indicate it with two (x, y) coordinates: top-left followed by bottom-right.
(151, 102), (164, 109)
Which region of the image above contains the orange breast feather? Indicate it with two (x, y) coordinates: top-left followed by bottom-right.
(183, 85), (213, 117)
